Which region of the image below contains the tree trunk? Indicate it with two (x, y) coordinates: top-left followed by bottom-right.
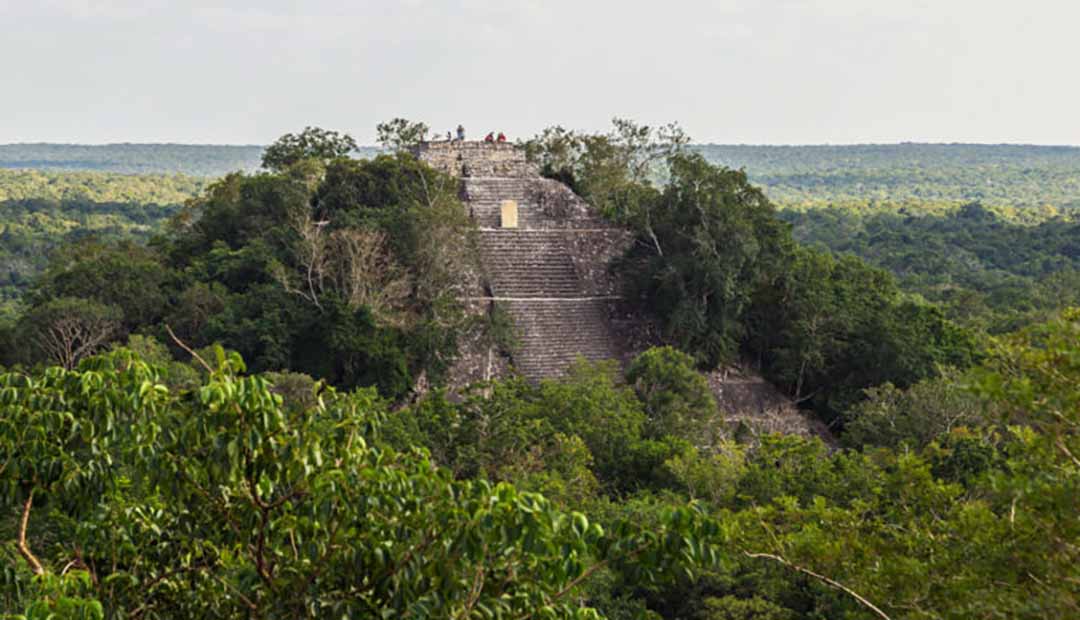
(17, 494), (45, 575)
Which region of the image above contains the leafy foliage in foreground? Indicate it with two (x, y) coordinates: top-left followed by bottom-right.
(0, 348), (719, 618)
(6, 317), (1078, 618)
(383, 313), (1080, 619)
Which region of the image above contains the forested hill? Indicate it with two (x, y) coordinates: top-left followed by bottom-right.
(4, 143), (1079, 209)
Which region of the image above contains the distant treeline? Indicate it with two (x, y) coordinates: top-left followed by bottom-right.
(695, 143), (1080, 209)
(4, 142), (1079, 209)
(0, 143), (378, 176)
(0, 143), (266, 176)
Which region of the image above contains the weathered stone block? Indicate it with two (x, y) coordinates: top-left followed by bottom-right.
(500, 200), (518, 228)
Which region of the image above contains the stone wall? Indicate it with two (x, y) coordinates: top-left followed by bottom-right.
(440, 299), (514, 389)
(566, 230), (633, 296)
(412, 141), (539, 178)
(705, 367), (831, 443)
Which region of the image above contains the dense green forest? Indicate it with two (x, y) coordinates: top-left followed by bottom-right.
(0, 171), (205, 316)
(0, 144), (266, 176)
(780, 203), (1080, 332)
(2, 138), (1078, 340)
(698, 143), (1080, 209)
(0, 170), (205, 204)
(1, 126), (1078, 618)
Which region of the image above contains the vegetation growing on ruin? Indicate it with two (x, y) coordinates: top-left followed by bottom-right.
(526, 120), (979, 422)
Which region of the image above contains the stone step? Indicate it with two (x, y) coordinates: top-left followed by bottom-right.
(455, 169), (623, 381)
(501, 299), (621, 381)
(478, 230), (583, 298)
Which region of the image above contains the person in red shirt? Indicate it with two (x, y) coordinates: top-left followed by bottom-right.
(496, 132), (507, 142)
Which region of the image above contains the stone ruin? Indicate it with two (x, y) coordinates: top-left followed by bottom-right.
(415, 140), (824, 439)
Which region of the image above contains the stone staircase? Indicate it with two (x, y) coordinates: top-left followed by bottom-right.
(478, 230), (580, 297)
(501, 298), (621, 380)
(463, 178), (532, 228)
(417, 141), (624, 382)
(463, 177), (599, 229)
(476, 228), (621, 381)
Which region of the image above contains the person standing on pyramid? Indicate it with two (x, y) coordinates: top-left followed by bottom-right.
(456, 124), (465, 141)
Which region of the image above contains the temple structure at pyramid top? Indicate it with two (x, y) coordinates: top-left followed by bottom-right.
(412, 140), (540, 178)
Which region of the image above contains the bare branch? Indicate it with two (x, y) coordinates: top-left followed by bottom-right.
(328, 228), (413, 326)
(34, 304), (118, 369)
(165, 324), (213, 373)
(744, 552), (892, 620)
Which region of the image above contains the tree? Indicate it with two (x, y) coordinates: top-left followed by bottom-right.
(0, 348), (720, 617)
(537, 360), (665, 492)
(273, 210), (413, 325)
(523, 119), (687, 255)
(20, 297), (121, 369)
(626, 346), (719, 443)
(260, 126), (358, 171)
(844, 373), (988, 449)
(160, 151), (476, 395)
(623, 153), (790, 366)
(376, 117), (430, 151)
(27, 238), (176, 332)
(523, 118), (688, 195)
(973, 307), (1080, 461)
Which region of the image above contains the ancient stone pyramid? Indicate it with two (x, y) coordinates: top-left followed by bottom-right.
(415, 140), (629, 382)
(415, 140), (824, 440)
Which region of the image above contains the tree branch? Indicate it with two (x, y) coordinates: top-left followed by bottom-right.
(516, 542), (651, 620)
(165, 324), (213, 373)
(744, 552), (892, 620)
(17, 493), (45, 575)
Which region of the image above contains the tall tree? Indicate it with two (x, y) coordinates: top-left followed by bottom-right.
(260, 126), (358, 171)
(375, 117), (430, 151)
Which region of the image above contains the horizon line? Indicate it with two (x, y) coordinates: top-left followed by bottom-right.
(3, 141), (1080, 149)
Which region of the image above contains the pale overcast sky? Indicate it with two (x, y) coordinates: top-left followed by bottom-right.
(2, 0), (1078, 145)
